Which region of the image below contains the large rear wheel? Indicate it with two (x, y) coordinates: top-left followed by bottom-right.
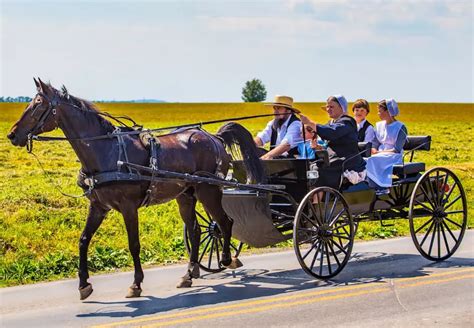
(409, 167), (467, 261)
(294, 187), (354, 279)
(184, 205), (243, 273)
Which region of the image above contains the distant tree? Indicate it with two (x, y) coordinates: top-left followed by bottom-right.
(241, 78), (267, 102)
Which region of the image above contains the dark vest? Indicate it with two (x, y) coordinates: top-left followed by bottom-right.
(357, 120), (373, 142)
(270, 114), (300, 157)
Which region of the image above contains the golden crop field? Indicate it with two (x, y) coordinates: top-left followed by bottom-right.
(0, 101), (473, 286)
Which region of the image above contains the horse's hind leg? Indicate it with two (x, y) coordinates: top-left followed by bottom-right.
(196, 185), (239, 268)
(121, 207), (144, 298)
(78, 202), (109, 300)
(176, 191), (200, 288)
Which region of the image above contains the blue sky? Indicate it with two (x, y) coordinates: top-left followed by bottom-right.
(1, 0), (472, 102)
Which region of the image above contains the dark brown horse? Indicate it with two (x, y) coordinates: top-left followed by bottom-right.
(7, 78), (264, 300)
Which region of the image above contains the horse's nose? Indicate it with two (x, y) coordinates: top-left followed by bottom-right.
(7, 131), (15, 140)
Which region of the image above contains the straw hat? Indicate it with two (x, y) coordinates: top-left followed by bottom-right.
(264, 95), (300, 114)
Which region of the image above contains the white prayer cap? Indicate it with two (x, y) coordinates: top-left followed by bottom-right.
(333, 94), (348, 113)
(385, 98), (399, 117)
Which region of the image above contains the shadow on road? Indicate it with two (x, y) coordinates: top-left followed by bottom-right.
(77, 252), (474, 319)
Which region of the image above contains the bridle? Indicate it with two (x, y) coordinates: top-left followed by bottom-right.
(27, 92), (60, 152)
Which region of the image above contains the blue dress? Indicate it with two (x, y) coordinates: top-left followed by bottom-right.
(366, 121), (407, 187)
(297, 141), (316, 159)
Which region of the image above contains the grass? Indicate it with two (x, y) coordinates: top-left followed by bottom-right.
(0, 101), (473, 286)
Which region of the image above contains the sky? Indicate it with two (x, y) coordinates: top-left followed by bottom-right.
(1, 0), (473, 102)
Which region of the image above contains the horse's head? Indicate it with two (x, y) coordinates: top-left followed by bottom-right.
(8, 78), (60, 147)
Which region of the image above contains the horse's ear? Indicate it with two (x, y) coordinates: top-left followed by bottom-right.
(38, 78), (52, 96)
(33, 77), (40, 90)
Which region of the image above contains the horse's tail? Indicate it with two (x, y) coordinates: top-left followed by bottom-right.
(216, 122), (266, 184)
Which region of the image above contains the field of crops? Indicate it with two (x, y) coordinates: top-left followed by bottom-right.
(1, 101), (473, 286)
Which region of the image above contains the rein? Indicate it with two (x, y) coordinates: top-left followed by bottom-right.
(29, 113), (278, 143)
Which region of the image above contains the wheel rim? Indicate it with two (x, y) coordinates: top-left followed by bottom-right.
(409, 167), (467, 261)
(294, 187), (354, 279)
(184, 208), (243, 273)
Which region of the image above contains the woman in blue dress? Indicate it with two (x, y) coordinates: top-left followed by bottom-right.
(366, 99), (408, 194)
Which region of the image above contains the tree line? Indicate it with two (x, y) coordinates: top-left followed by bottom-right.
(0, 96), (33, 102)
(1, 79), (268, 103)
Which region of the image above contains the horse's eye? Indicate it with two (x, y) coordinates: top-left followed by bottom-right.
(35, 97), (42, 103)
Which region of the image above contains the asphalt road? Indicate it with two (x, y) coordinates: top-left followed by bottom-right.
(1, 231), (473, 328)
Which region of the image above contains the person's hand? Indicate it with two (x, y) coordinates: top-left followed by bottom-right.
(310, 139), (323, 150)
(371, 148), (378, 155)
(260, 153), (273, 160)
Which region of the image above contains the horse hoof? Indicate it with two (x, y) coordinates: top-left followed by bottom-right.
(176, 278), (193, 288)
(126, 285), (142, 298)
(79, 284), (93, 300)
(226, 257), (243, 269)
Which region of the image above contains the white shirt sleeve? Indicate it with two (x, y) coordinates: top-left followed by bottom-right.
(364, 125), (376, 144)
(256, 120), (274, 145)
(281, 120), (303, 148)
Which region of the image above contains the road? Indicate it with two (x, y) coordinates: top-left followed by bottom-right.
(1, 231), (473, 327)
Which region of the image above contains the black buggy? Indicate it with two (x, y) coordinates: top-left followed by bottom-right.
(183, 136), (468, 279)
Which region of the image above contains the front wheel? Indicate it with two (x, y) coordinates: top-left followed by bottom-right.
(409, 167), (467, 261)
(294, 187), (354, 279)
(184, 206), (243, 273)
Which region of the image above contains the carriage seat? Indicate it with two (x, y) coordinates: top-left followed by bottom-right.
(392, 136), (431, 177)
(393, 162), (425, 176)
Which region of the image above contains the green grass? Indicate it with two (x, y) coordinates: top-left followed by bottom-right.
(1, 102), (473, 287)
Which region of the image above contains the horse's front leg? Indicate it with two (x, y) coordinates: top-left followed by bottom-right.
(121, 206), (144, 298)
(176, 192), (200, 288)
(78, 202), (109, 300)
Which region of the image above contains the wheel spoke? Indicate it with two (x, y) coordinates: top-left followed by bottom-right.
(308, 202), (323, 226)
(329, 208), (346, 226)
(420, 183), (436, 209)
(332, 233), (350, 240)
(427, 175), (438, 207)
(444, 217), (463, 229)
(196, 211), (212, 225)
(199, 234), (211, 246)
(330, 238), (348, 255)
(325, 243), (332, 275)
(309, 242), (322, 271)
(415, 217), (434, 234)
(414, 199), (434, 213)
(215, 238), (221, 267)
(323, 192), (330, 223)
(428, 222), (437, 256)
(444, 195), (462, 211)
(319, 243), (325, 276)
(327, 239), (341, 267)
(444, 181), (458, 204)
(199, 235), (213, 263)
(442, 220), (459, 244)
(327, 195), (339, 224)
(207, 239), (215, 268)
(302, 212), (320, 228)
(445, 210), (464, 215)
(419, 220), (435, 247)
(230, 241), (239, 253)
(438, 174), (449, 205)
(298, 234), (318, 245)
(440, 221), (451, 255)
(302, 240), (320, 260)
(437, 222), (441, 258)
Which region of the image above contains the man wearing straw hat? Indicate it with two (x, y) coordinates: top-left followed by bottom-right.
(254, 95), (303, 160)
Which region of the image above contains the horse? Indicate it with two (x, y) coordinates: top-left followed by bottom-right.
(7, 78), (265, 300)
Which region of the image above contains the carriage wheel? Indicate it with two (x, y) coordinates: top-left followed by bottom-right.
(184, 206), (243, 273)
(409, 167), (467, 261)
(293, 187), (355, 279)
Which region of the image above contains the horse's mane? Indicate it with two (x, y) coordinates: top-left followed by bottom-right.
(55, 84), (116, 132)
